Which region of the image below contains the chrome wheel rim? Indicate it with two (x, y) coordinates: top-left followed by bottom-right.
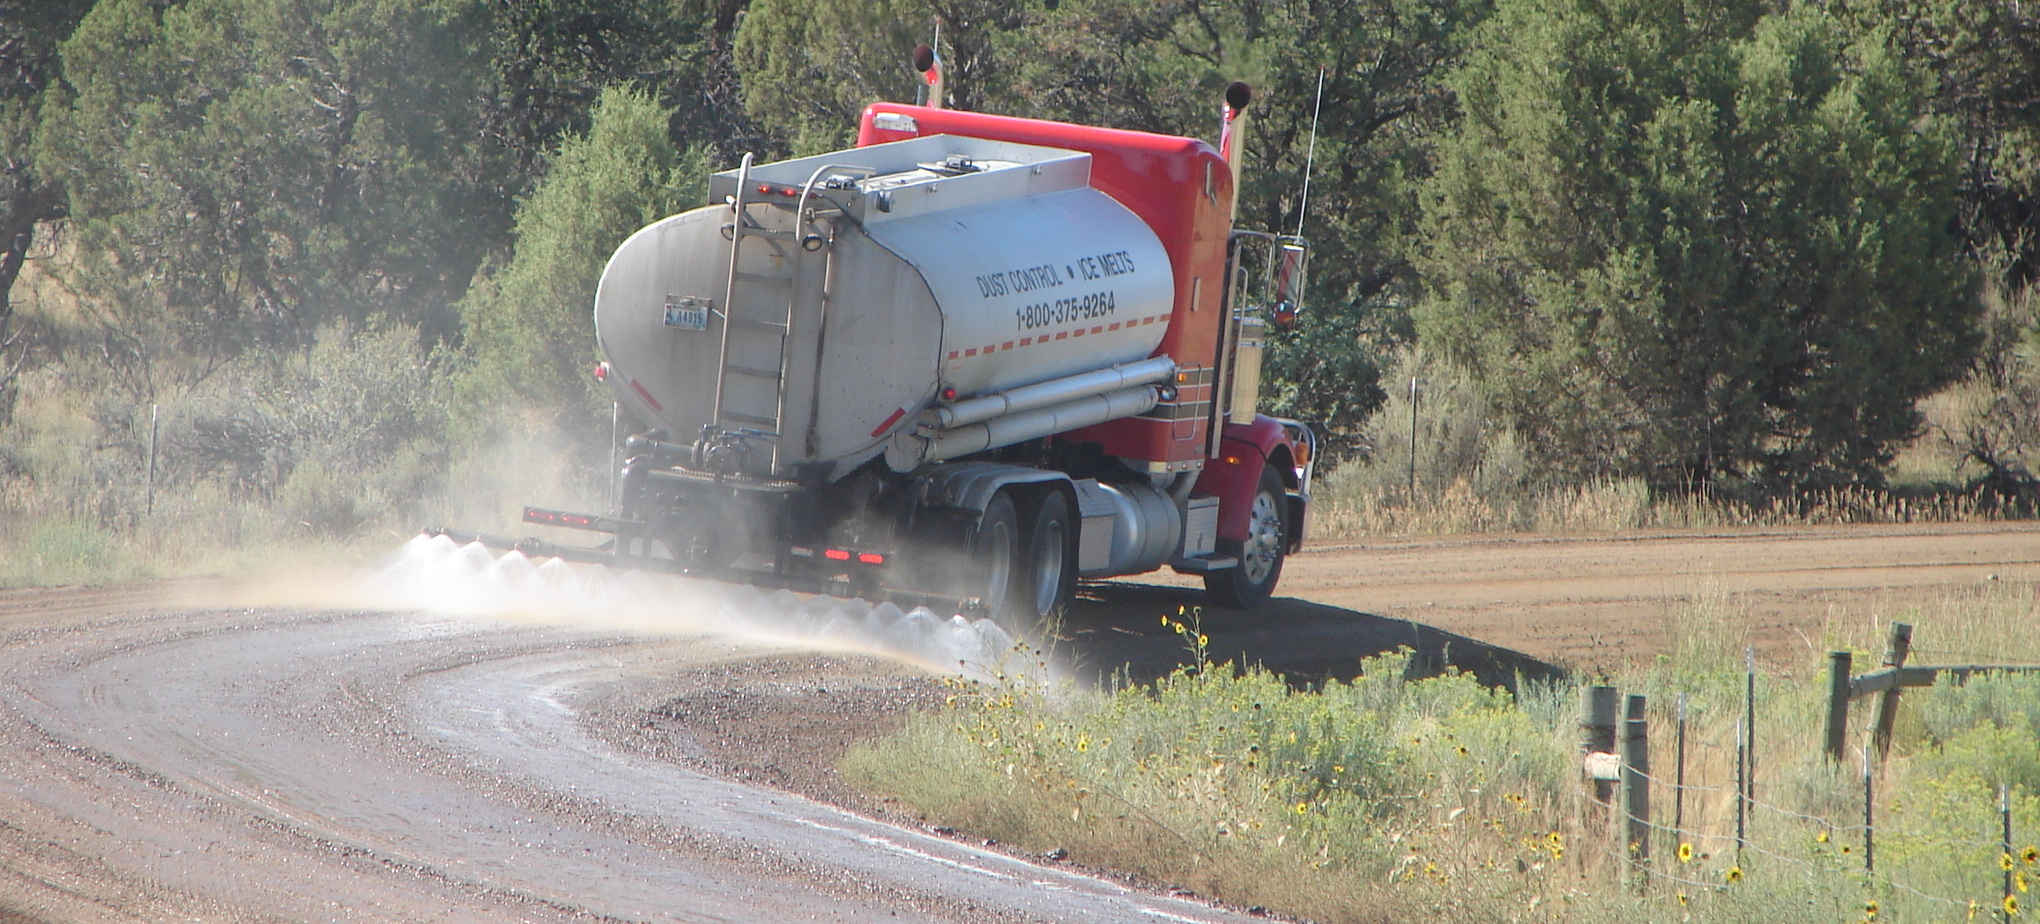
(1240, 490), (1283, 584)
(1029, 519), (1066, 617)
(980, 518), (1015, 610)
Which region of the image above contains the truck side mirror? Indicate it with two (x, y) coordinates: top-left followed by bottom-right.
(1271, 242), (1306, 330)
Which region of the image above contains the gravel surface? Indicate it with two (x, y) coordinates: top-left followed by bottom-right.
(0, 522), (2032, 922)
(584, 651), (949, 822)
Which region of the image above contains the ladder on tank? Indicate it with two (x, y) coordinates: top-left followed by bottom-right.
(710, 153), (801, 456)
(710, 156), (873, 470)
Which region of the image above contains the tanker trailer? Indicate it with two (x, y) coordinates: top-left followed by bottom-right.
(439, 90), (1317, 632)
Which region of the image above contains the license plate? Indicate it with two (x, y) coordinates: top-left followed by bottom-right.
(664, 300), (709, 330)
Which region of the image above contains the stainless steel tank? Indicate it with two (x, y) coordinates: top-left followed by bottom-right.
(593, 135), (1174, 479)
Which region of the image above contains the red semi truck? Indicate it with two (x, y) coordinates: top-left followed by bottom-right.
(445, 81), (1316, 632)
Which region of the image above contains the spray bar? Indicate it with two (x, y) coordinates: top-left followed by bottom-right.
(930, 356), (1177, 429)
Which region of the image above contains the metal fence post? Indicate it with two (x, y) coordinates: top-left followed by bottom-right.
(1863, 747), (1875, 873)
(146, 403), (159, 517)
(1735, 717), (1748, 861)
(2003, 784), (2014, 920)
(1407, 375), (1418, 499)
(1673, 692), (1688, 841)
(1744, 646), (1757, 798)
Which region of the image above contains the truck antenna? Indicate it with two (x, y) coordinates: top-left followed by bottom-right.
(1295, 65), (1325, 239)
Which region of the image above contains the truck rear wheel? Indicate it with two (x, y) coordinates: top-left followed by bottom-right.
(1204, 465), (1287, 608)
(1015, 489), (1074, 634)
(969, 492), (1021, 622)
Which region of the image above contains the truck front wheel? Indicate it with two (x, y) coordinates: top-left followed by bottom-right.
(1204, 465), (1287, 608)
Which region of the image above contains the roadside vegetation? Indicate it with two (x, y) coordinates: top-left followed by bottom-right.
(2, 0), (2037, 583)
(846, 590), (2040, 923)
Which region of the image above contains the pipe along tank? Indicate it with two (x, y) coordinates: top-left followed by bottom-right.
(484, 105), (1317, 633)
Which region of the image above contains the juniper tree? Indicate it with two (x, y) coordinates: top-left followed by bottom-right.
(1417, 0), (1979, 492)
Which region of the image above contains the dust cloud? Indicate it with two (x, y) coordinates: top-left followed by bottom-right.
(356, 533), (1038, 681)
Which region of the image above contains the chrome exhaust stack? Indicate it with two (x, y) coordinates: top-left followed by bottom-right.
(1218, 82), (1251, 217)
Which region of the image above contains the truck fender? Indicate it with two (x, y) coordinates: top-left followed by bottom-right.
(1194, 415), (1301, 545)
(908, 461), (1071, 520)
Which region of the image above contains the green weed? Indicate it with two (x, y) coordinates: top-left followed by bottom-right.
(0, 516), (143, 587)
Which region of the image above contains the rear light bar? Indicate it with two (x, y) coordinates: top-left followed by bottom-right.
(790, 546), (888, 566)
(522, 507), (636, 534)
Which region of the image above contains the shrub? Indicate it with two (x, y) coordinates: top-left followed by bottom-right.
(0, 516), (141, 587)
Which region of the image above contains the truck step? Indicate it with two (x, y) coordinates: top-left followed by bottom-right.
(1169, 554), (1239, 574)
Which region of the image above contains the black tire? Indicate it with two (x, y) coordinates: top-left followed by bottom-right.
(1014, 489), (1075, 634)
(968, 491), (1022, 622)
(1204, 465), (1288, 608)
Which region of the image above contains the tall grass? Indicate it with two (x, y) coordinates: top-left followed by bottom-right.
(1310, 468), (2009, 539)
(847, 586), (2040, 923)
(1307, 342), (2036, 540)
(0, 321), (612, 586)
(0, 516), (144, 587)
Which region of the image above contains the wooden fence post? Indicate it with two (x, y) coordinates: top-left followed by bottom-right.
(1825, 650), (1852, 763)
(1871, 623), (1913, 762)
(1581, 685), (1620, 806)
(1621, 694), (1651, 886)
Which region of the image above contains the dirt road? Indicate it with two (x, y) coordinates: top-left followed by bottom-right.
(0, 523), (2033, 921)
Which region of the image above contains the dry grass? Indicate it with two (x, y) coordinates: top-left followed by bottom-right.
(1310, 472), (2011, 541)
(848, 584), (2040, 923)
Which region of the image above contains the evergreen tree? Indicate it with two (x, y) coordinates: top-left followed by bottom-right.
(1418, 0), (1979, 491)
(1833, 0), (2040, 289)
(733, 0), (1019, 155)
(0, 0), (93, 422)
(32, 0), (510, 393)
(454, 86), (708, 440)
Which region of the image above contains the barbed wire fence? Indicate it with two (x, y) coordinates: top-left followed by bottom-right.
(1572, 628), (2040, 920)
